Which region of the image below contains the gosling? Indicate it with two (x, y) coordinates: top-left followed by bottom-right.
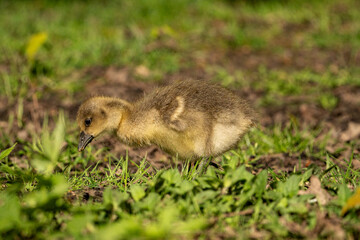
(77, 79), (255, 160)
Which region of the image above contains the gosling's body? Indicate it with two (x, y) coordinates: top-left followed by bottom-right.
(77, 80), (255, 159)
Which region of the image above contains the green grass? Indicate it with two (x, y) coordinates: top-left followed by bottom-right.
(1, 0), (360, 239)
(1, 114), (359, 239)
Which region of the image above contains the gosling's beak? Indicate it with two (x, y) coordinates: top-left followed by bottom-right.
(78, 131), (94, 152)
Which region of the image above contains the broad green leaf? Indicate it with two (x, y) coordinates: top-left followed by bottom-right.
(194, 190), (218, 204)
(337, 184), (352, 205)
(0, 143), (17, 161)
(176, 217), (207, 235)
(286, 197), (308, 214)
(42, 112), (65, 164)
(0, 165), (16, 175)
(50, 174), (69, 196)
(162, 169), (182, 185)
(174, 180), (193, 195)
(103, 188), (129, 210)
(0, 194), (21, 232)
(264, 190), (282, 200)
(24, 189), (49, 208)
(223, 165), (253, 188)
(137, 192), (161, 211)
(31, 158), (54, 174)
(254, 170), (268, 198)
(300, 168), (313, 186)
(94, 217), (143, 240)
(276, 197), (288, 209)
(67, 213), (95, 236)
(204, 166), (217, 177)
(158, 206), (180, 227)
(130, 185), (146, 202)
(277, 175), (301, 197)
(32, 113), (66, 174)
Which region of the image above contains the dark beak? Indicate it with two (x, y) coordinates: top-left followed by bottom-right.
(78, 131), (94, 152)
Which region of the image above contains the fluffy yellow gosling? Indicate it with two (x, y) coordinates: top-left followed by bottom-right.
(77, 79), (255, 160)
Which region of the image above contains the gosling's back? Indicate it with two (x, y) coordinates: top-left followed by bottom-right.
(122, 80), (255, 159)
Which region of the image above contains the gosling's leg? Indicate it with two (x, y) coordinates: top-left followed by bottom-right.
(194, 157), (213, 177)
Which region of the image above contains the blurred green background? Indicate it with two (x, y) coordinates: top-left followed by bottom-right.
(1, 0), (359, 102)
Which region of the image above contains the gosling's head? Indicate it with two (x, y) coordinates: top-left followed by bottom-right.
(76, 97), (130, 152)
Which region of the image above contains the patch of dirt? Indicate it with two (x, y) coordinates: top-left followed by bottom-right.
(83, 66), (158, 102)
(66, 187), (104, 203)
(250, 153), (326, 173)
(93, 136), (171, 170)
(206, 15), (360, 73)
(225, 47), (360, 73)
(257, 85), (360, 129)
(279, 211), (347, 239)
(298, 176), (333, 205)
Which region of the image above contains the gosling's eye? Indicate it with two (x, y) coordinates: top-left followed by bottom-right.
(85, 118), (92, 127)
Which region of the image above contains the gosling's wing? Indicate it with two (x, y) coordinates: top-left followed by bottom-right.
(163, 96), (188, 132)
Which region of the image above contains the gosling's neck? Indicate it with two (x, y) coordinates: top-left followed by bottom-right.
(97, 97), (133, 133)
(116, 104), (160, 146)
